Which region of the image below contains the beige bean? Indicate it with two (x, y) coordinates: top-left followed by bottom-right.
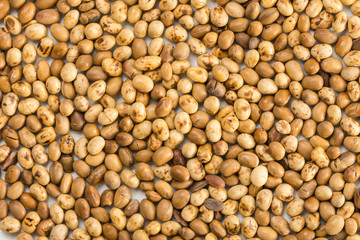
(0, 216), (21, 233)
(25, 23), (47, 40)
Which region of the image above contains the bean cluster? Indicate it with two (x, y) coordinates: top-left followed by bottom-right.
(1, 0), (360, 240)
